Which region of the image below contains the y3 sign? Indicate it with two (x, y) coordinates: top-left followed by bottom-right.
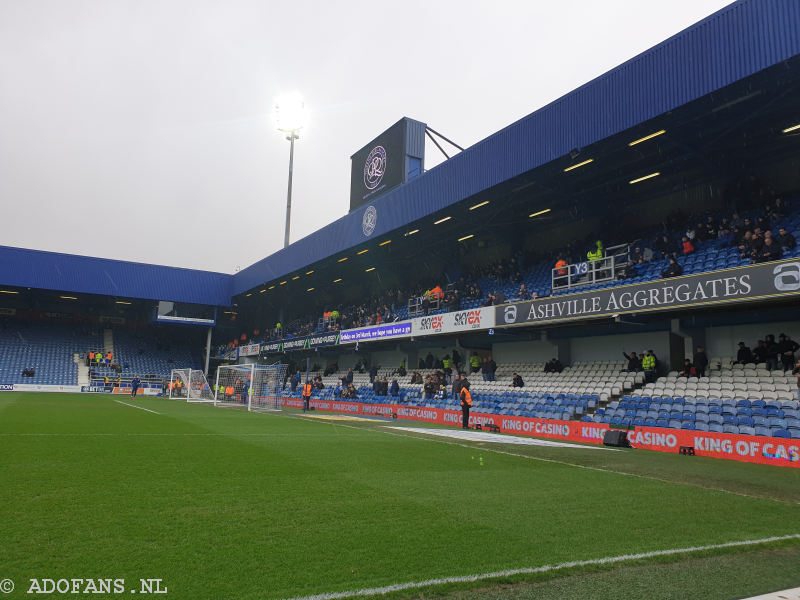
(412, 307), (495, 337)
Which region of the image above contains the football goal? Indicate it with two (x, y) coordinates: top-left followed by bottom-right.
(214, 363), (287, 412)
(169, 368), (215, 403)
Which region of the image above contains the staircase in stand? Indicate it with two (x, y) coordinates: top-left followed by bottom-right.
(75, 352), (89, 386)
(103, 329), (114, 359)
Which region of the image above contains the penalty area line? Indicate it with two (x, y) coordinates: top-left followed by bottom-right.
(281, 534), (800, 600)
(113, 399), (160, 415)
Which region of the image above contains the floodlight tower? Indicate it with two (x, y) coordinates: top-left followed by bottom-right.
(274, 92), (307, 248)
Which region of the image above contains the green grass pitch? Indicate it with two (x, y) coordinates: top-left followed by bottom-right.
(0, 393), (798, 600)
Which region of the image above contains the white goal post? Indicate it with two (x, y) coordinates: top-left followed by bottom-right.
(214, 363), (287, 412)
(169, 368), (215, 403)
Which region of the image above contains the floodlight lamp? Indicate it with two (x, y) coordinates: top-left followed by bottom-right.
(274, 92), (307, 133)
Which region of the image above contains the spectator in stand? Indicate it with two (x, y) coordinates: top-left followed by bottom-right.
(334, 383), (342, 397)
(777, 227), (797, 252)
(693, 346), (709, 377)
(343, 384), (357, 399)
(705, 216), (717, 238)
(554, 256), (568, 278)
(425, 352), (434, 369)
(717, 218), (731, 239)
(389, 379), (400, 397)
(642, 247), (654, 262)
(442, 354), (453, 378)
(544, 358), (563, 373)
(516, 284), (531, 301)
(642, 350), (657, 383)
(694, 222), (708, 242)
(587, 240), (604, 263)
(410, 371), (422, 385)
(469, 352), (481, 373)
(680, 359), (697, 378)
(660, 257), (683, 279)
(290, 371), (300, 393)
(480, 357), (491, 381)
(738, 231), (755, 258)
(753, 237), (782, 263)
(452, 349), (462, 371)
(765, 335), (780, 371)
(423, 376), (437, 400)
(777, 334), (800, 371)
(622, 349), (641, 372)
(341, 368), (354, 387)
(369, 363), (378, 384)
(753, 340), (768, 364)
(653, 234), (671, 259)
(510, 373), (524, 388)
(681, 236), (695, 255)
(794, 360), (800, 403)
(736, 342), (753, 365)
(452, 372), (464, 398)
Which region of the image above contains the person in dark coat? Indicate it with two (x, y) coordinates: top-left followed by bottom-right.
(693, 346), (709, 377)
(735, 342), (753, 365)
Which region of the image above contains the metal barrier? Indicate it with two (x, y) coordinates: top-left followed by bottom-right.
(408, 294), (441, 316)
(552, 243), (632, 291)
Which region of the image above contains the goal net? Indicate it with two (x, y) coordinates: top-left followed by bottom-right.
(214, 363), (287, 412)
(169, 368), (215, 403)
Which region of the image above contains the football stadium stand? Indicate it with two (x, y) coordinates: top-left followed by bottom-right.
(222, 197), (800, 347)
(0, 323), (100, 386)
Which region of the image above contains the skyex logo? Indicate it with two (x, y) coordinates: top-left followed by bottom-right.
(419, 316), (443, 331)
(773, 262), (800, 291)
(453, 310), (481, 327)
(362, 205), (377, 237)
(364, 146), (387, 190)
(504, 305), (517, 324)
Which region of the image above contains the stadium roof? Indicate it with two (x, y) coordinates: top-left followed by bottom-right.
(1, 0), (798, 308)
(231, 0), (800, 297)
(0, 245), (230, 306)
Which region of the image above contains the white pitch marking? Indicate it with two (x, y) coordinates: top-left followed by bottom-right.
(113, 399), (160, 414)
(741, 586), (800, 600)
(357, 423), (797, 505)
(280, 534), (800, 600)
(386, 426), (617, 450)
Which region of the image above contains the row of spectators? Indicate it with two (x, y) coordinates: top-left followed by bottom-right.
(734, 334), (800, 372)
(622, 332), (800, 379)
(222, 183), (795, 347)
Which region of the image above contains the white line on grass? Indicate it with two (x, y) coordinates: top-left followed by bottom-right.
(292, 417), (799, 505)
(281, 534), (800, 600)
(113, 399), (160, 414)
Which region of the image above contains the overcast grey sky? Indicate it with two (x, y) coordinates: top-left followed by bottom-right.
(0, 0), (733, 273)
